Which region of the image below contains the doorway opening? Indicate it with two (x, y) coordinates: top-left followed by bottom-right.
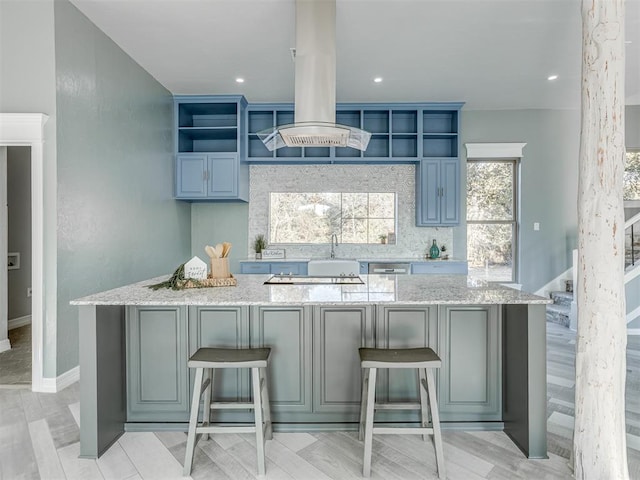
(0, 146), (32, 387)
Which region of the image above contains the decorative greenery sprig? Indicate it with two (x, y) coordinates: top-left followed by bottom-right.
(148, 263), (207, 291)
(148, 264), (186, 290)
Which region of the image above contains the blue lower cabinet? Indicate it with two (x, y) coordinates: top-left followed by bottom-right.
(239, 261), (308, 275)
(239, 262), (270, 274)
(359, 262), (368, 274)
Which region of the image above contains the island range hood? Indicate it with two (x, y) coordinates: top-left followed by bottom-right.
(258, 0), (371, 151)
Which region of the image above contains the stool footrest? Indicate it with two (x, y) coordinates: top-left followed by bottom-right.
(372, 426), (434, 435)
(373, 402), (422, 410)
(210, 402), (255, 410)
(197, 425), (256, 434)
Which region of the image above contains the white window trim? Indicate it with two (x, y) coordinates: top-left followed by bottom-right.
(465, 142), (526, 285)
(465, 143), (527, 159)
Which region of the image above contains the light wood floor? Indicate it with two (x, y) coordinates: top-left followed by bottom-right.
(1, 323), (639, 480)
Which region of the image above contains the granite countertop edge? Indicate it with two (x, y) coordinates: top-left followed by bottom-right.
(70, 274), (552, 307)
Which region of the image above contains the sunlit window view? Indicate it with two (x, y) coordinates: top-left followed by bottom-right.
(625, 151), (640, 200)
(467, 161), (517, 282)
(269, 192), (396, 244)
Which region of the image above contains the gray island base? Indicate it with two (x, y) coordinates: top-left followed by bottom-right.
(72, 274), (551, 460)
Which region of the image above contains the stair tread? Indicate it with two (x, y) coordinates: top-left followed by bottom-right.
(547, 304), (570, 314)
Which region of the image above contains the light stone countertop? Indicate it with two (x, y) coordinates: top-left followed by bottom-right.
(71, 274), (551, 306)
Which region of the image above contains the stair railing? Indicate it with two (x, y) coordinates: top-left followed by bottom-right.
(625, 212), (640, 273)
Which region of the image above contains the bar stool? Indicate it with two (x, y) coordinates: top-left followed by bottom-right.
(358, 347), (445, 479)
(183, 347), (272, 476)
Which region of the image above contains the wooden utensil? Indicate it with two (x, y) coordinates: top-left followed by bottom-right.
(205, 245), (217, 258)
(214, 243), (224, 259)
(222, 242), (232, 258)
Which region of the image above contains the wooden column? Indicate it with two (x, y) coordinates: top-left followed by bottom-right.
(574, 0), (628, 478)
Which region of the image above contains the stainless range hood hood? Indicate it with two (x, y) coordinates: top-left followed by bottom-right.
(258, 0), (371, 151)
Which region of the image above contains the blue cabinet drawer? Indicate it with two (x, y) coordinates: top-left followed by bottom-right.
(411, 262), (468, 275)
(240, 263), (270, 274)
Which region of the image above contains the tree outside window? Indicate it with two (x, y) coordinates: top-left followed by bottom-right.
(467, 160), (517, 282)
(624, 150), (640, 200)
(269, 192), (396, 244)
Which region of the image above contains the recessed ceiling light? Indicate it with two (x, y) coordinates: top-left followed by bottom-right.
(235, 77), (245, 83)
(373, 77), (383, 83)
(547, 75), (558, 81)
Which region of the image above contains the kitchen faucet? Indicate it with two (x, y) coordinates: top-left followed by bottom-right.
(330, 233), (338, 259)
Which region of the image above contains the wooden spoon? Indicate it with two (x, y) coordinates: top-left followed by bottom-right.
(222, 242), (232, 258)
(205, 245), (217, 258)
(214, 243), (224, 259)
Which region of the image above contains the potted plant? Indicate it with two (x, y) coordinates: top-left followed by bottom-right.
(379, 234), (387, 244)
(254, 234), (267, 259)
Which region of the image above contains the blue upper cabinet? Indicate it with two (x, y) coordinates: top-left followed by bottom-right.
(245, 103), (462, 164)
(416, 158), (460, 226)
(174, 96), (248, 201)
(416, 106), (462, 226)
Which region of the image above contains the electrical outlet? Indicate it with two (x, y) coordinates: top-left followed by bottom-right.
(27, 287), (32, 297)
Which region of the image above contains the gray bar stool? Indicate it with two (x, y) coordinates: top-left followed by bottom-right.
(183, 347), (272, 476)
(358, 347), (445, 479)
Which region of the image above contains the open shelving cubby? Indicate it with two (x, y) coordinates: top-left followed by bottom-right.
(177, 102), (239, 153)
(422, 110), (459, 158)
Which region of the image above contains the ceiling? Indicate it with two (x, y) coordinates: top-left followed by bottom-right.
(69, 0), (640, 110)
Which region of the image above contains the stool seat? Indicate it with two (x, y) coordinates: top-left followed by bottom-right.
(359, 347), (441, 368)
(359, 347), (445, 479)
(183, 347), (272, 477)
(188, 347), (270, 368)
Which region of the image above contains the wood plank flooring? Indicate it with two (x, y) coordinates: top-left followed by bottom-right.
(1, 323), (639, 479)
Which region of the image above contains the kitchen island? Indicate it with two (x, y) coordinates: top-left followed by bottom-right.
(72, 274), (551, 460)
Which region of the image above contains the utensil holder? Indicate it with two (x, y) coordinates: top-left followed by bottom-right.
(210, 258), (230, 278)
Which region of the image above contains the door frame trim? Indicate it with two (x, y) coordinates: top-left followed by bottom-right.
(0, 113), (48, 391)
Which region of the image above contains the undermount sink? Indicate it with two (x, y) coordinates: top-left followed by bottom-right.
(307, 259), (360, 276)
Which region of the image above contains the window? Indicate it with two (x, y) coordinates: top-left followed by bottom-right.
(624, 150), (640, 200)
(269, 192), (396, 244)
(466, 160), (518, 282)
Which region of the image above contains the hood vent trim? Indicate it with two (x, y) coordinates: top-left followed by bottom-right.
(258, 0), (371, 152)
(258, 122), (371, 151)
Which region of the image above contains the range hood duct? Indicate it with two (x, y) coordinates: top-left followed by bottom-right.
(258, 0), (371, 151)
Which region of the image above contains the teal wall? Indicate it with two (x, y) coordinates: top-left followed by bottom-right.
(462, 109), (580, 292)
(53, 0), (191, 375)
(191, 203), (249, 274)
(0, 0), (59, 377)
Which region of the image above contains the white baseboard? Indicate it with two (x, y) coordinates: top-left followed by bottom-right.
(37, 366), (79, 393)
(8, 314), (31, 330)
(0, 338), (11, 353)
